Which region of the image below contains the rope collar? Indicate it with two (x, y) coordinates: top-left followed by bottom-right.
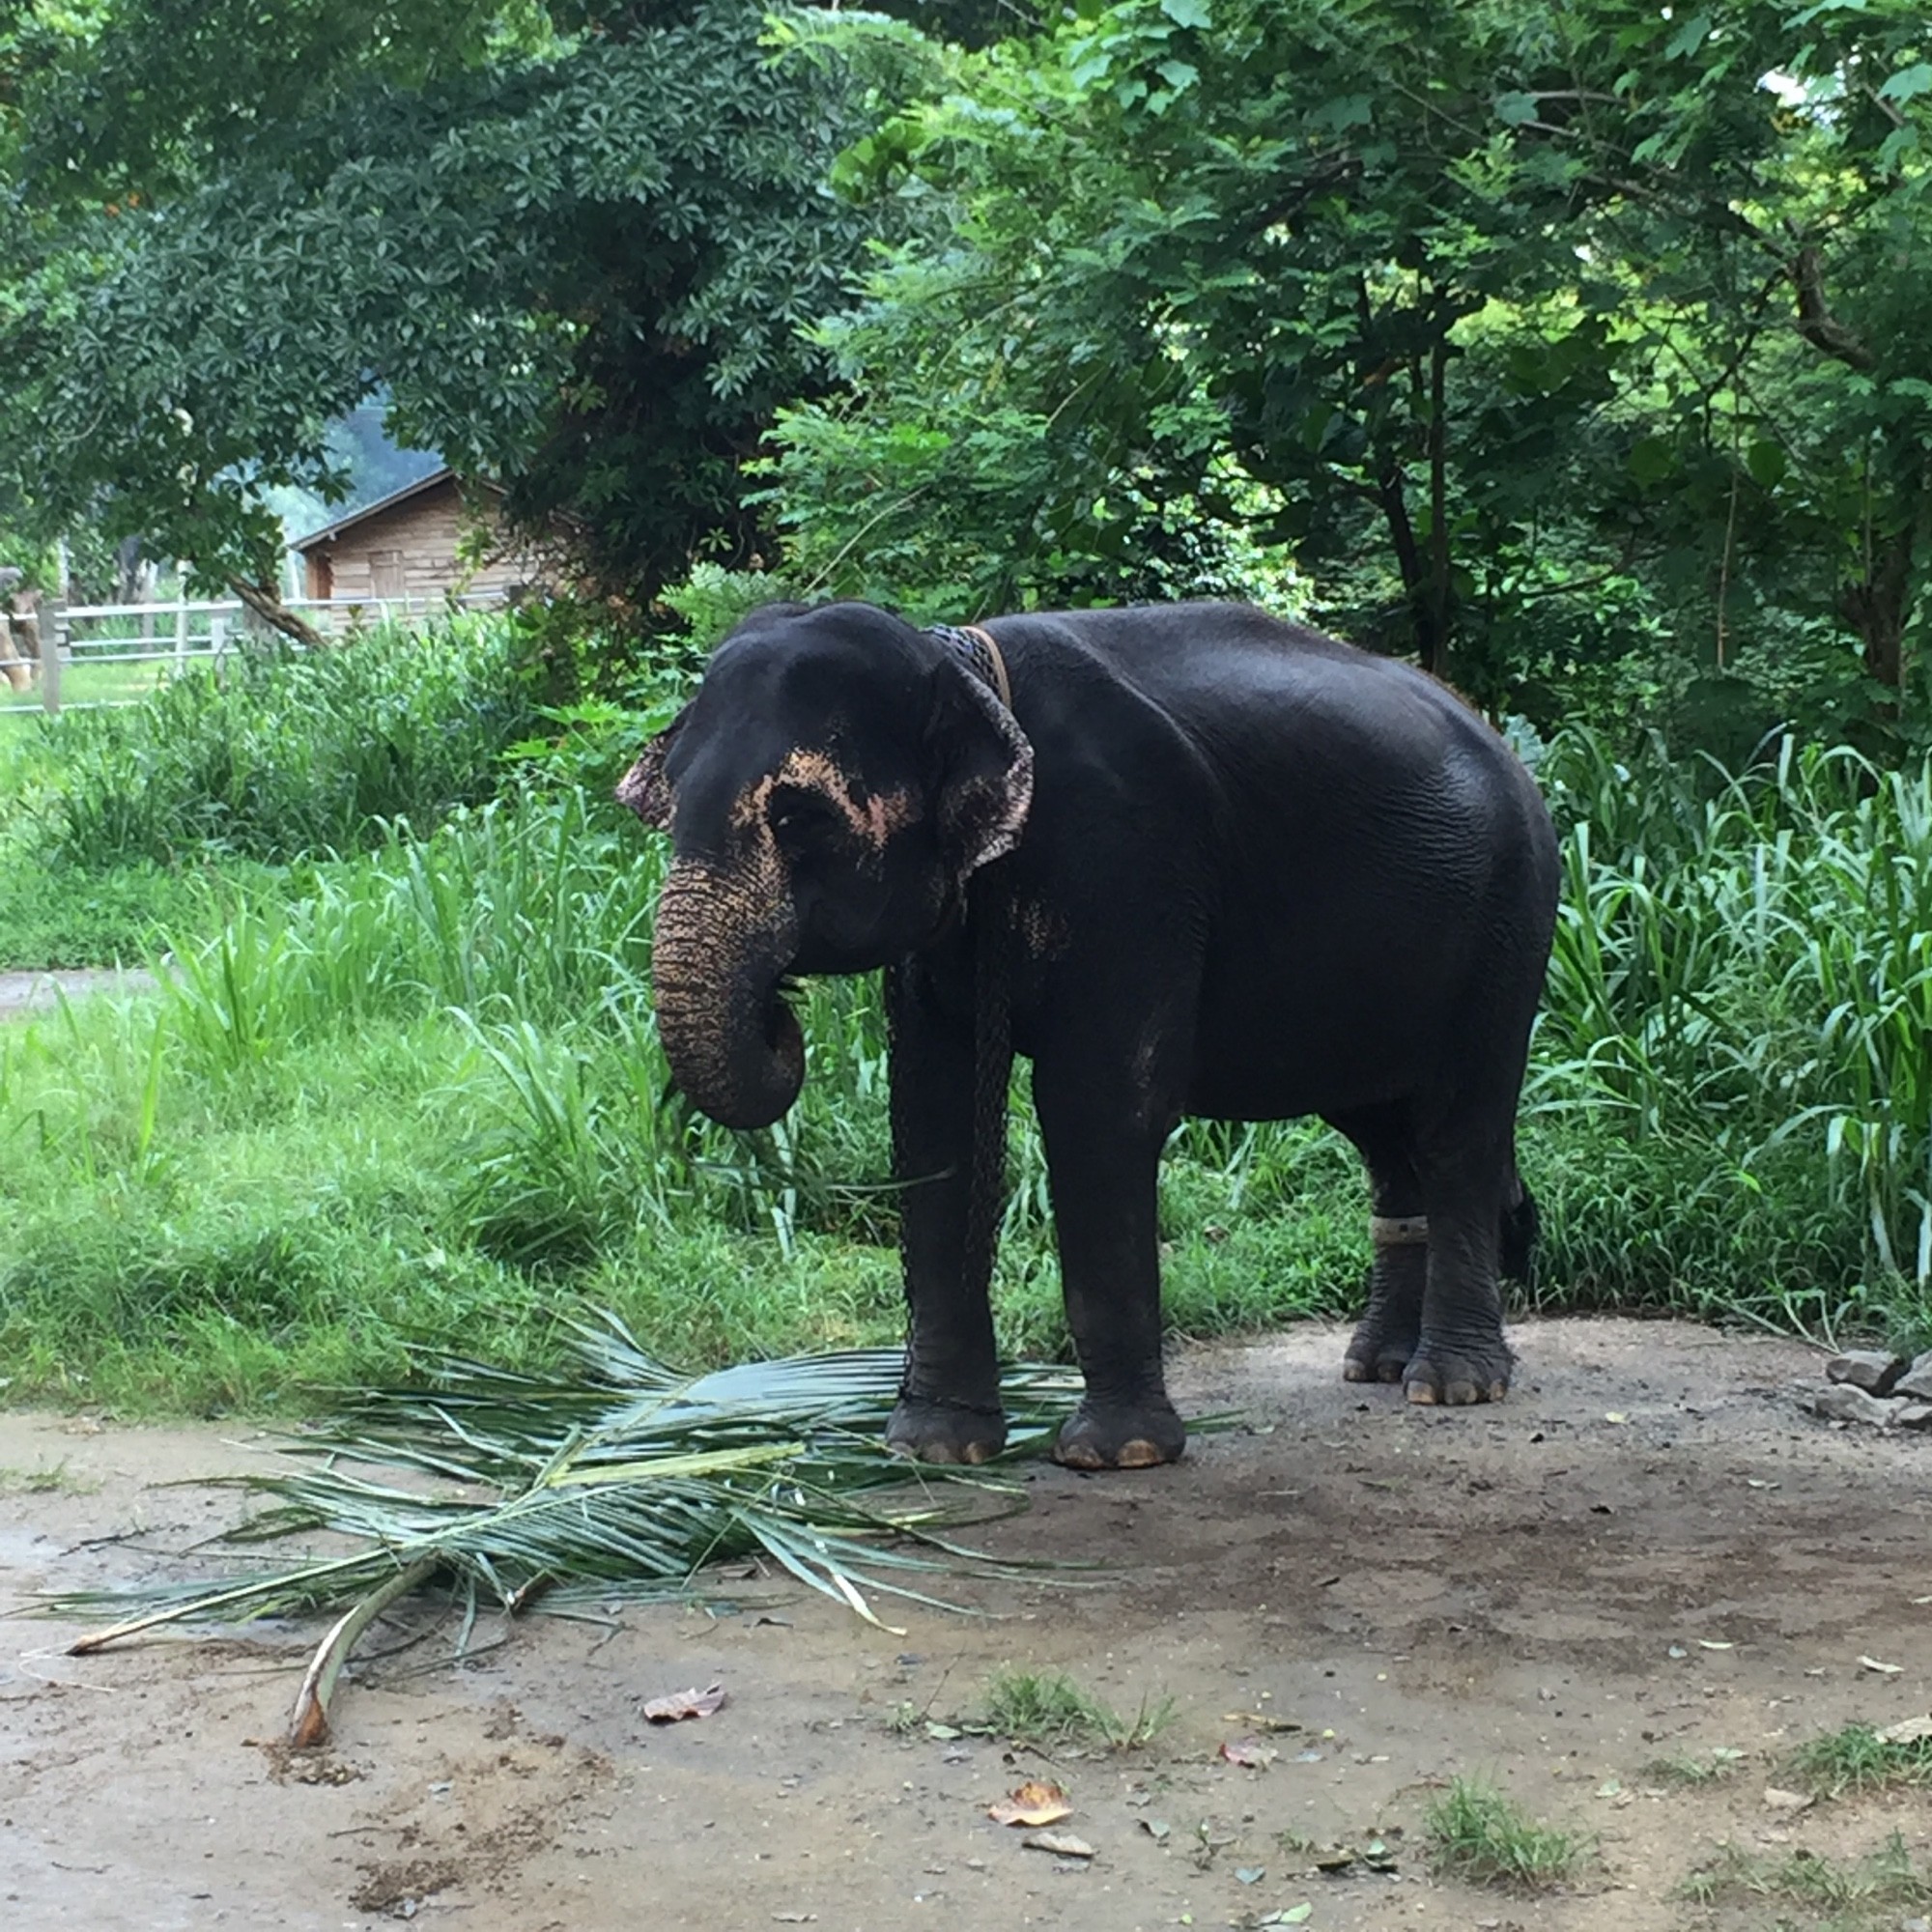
(926, 622), (1012, 712)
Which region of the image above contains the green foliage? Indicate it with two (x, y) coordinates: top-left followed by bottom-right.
(763, 0), (1932, 738)
(980, 1667), (1175, 1749)
(0, 1), (882, 600)
(1678, 1833), (1932, 1914)
(7, 615), (545, 871)
(0, 856), (212, 969)
(1, 733), (1929, 1412)
(1533, 731), (1932, 1305)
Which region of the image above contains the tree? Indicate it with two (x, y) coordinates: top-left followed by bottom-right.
(0, 0), (884, 607)
(769, 0), (1932, 731)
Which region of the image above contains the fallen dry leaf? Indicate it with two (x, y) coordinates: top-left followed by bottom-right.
(1219, 1738), (1278, 1770)
(1762, 1786), (1815, 1812)
(1860, 1655), (1904, 1675)
(1023, 1830), (1094, 1859)
(987, 1780), (1071, 1828)
(641, 1683), (726, 1723)
(1879, 1716), (1932, 1746)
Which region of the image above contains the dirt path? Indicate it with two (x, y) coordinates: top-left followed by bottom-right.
(4, 1318), (1928, 1931)
(0, 968), (157, 1019)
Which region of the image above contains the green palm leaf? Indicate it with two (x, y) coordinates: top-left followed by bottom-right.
(45, 1316), (1098, 1746)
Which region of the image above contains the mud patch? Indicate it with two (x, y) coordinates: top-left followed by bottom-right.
(349, 1857), (462, 1915)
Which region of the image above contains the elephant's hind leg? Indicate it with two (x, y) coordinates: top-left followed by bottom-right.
(1334, 1110), (1427, 1386)
(1403, 1127), (1515, 1406)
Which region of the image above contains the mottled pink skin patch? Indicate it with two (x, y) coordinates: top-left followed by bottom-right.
(728, 750), (916, 858)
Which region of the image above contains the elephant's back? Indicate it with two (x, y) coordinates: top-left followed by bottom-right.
(991, 602), (1537, 822)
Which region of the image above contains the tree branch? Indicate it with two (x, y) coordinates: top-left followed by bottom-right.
(1789, 245), (1875, 372)
(226, 576), (325, 647)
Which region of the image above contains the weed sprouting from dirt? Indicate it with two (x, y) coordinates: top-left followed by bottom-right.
(1642, 1744), (1748, 1786)
(0, 1461), (98, 1495)
(1788, 1723), (1932, 1799)
(1423, 1776), (1590, 1890)
(980, 1668), (1175, 1751)
(1678, 1833), (1932, 1912)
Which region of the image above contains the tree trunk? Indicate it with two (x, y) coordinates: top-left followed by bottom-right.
(225, 576), (326, 648)
(1839, 522), (1913, 696)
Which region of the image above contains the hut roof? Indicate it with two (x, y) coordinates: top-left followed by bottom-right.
(292, 468), (503, 553)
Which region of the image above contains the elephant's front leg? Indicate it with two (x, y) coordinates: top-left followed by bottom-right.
(1035, 1063), (1186, 1469)
(882, 961), (1008, 1464)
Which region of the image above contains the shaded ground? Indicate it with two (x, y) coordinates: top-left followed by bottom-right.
(3, 1318), (1929, 1931)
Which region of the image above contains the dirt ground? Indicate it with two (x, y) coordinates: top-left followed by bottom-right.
(0, 968), (157, 1020)
(4, 1317), (1929, 1932)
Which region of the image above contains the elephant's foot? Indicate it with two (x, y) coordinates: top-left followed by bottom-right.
(1343, 1250), (1424, 1387)
(1052, 1396), (1186, 1470)
(1342, 1310), (1419, 1386)
(885, 1394), (1008, 1465)
(1402, 1338), (1512, 1407)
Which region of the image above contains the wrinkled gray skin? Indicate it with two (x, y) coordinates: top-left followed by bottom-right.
(621, 599), (1558, 1470)
(623, 605), (1030, 1136)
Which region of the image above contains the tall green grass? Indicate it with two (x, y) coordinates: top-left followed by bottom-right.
(28, 614), (546, 868)
(1533, 732), (1932, 1338)
(0, 727), (1927, 1412)
(0, 615), (552, 969)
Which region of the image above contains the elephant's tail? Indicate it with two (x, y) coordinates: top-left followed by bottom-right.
(1499, 1166), (1540, 1286)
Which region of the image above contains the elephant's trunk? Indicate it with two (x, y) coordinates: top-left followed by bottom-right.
(651, 861), (805, 1131)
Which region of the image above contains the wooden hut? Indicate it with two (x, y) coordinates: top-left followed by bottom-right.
(292, 469), (538, 608)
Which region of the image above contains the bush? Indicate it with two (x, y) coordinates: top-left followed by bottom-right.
(14, 613), (548, 870)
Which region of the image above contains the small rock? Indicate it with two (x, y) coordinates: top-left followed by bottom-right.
(1894, 1403), (1932, 1433)
(1023, 1831), (1094, 1860)
(1827, 1350), (1906, 1395)
(1894, 1352), (1932, 1402)
(1808, 1384), (1899, 1428)
(1762, 1786), (1814, 1812)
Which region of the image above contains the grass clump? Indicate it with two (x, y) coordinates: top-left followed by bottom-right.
(1788, 1723), (1932, 1799)
(1642, 1744), (1748, 1786)
(981, 1667), (1175, 1750)
(1678, 1833), (1932, 1914)
(1423, 1776), (1590, 1891)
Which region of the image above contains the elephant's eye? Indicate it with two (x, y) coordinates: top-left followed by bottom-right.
(769, 785), (839, 840)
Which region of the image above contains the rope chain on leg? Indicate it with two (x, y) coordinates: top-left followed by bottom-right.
(962, 863), (1014, 1324)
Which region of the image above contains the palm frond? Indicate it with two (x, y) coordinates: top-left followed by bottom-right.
(44, 1317), (1101, 1745)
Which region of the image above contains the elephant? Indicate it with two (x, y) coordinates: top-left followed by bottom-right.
(617, 599), (1560, 1469)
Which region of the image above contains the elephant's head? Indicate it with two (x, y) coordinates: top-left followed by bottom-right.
(616, 602), (1034, 1130)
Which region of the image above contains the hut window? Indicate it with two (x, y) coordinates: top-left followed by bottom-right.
(369, 550), (406, 600)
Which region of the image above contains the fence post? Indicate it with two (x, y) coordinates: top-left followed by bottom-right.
(211, 612), (228, 687)
(42, 598), (64, 715)
(175, 591), (189, 672)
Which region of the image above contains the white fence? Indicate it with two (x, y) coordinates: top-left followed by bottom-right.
(1, 589), (507, 716)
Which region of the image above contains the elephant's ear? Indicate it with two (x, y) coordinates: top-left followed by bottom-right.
(615, 705), (690, 831)
(927, 656), (1035, 878)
